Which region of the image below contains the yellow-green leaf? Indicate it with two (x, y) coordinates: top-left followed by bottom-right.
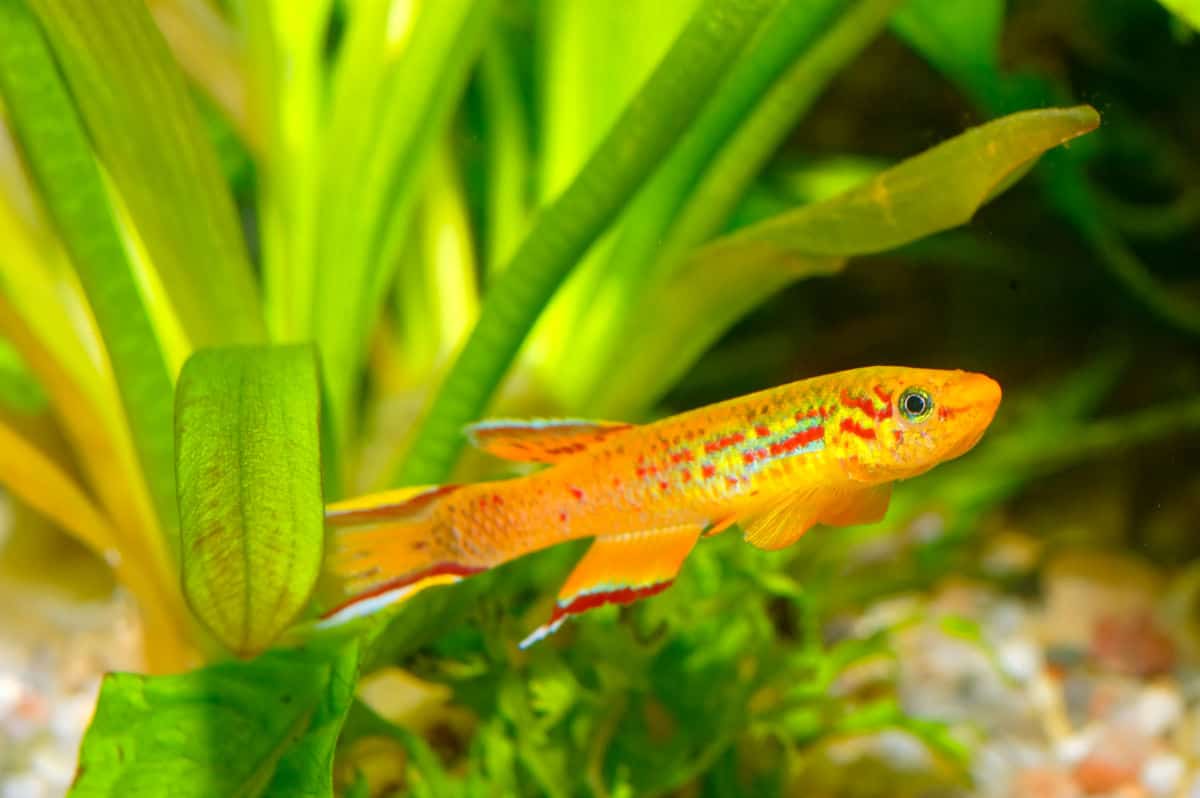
(590, 105), (1101, 415)
(25, 0), (265, 348)
(176, 344), (324, 656)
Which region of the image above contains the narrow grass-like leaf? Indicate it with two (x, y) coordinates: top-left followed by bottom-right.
(1155, 0), (1200, 31)
(538, 0), (861, 405)
(0, 411), (197, 671)
(70, 645), (358, 797)
(397, 0), (782, 484)
(176, 344), (324, 656)
(147, 0), (255, 151)
(26, 0), (265, 347)
(313, 0), (491, 447)
(589, 106), (1100, 414)
(242, 0), (330, 339)
(0, 338), (45, 413)
(0, 0), (178, 532)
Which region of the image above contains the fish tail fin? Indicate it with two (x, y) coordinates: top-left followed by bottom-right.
(317, 485), (481, 627)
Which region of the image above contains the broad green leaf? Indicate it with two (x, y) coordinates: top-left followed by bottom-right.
(397, 0), (783, 484)
(0, 0), (178, 533)
(70, 644), (359, 797)
(176, 344), (324, 656)
(589, 106), (1100, 414)
(26, 0), (265, 348)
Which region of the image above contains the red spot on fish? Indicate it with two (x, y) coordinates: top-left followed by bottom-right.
(478, 498), (487, 508)
(548, 581), (673, 626)
(938, 405), (962, 421)
(795, 408), (821, 422)
(612, 477), (621, 487)
(755, 424), (771, 437)
(701, 463), (716, 479)
(658, 480), (669, 492)
(635, 467), (646, 478)
(725, 476), (739, 487)
(568, 486), (584, 501)
(893, 429), (904, 443)
(873, 385), (893, 405)
(559, 512), (567, 522)
(767, 424), (824, 456)
(492, 494), (503, 505)
(705, 432), (746, 454)
(682, 470), (692, 483)
(840, 418), (876, 440)
(842, 390), (891, 421)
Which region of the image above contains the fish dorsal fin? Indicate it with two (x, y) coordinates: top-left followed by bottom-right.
(740, 482), (893, 551)
(465, 418), (633, 463)
(520, 524), (702, 648)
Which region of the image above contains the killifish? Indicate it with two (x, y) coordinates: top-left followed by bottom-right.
(319, 366), (1001, 647)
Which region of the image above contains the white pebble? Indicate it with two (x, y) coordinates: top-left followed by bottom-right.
(1, 773), (46, 798)
(1128, 686), (1183, 738)
(0, 671), (22, 716)
(1056, 730), (1097, 765)
(998, 639), (1042, 683)
(50, 686), (99, 746)
(1141, 753), (1185, 796)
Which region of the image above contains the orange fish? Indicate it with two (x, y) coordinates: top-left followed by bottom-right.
(319, 366), (1001, 647)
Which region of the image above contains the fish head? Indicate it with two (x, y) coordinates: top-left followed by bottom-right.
(834, 366), (1002, 482)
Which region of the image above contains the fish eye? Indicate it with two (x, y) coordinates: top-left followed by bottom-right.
(898, 387), (933, 422)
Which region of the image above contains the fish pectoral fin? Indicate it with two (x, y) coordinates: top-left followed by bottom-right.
(520, 524), (702, 648)
(818, 483), (892, 527)
(464, 418), (634, 463)
(739, 491), (822, 551)
(740, 482), (894, 551)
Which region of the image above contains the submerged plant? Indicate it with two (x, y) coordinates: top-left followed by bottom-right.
(0, 0), (1197, 794)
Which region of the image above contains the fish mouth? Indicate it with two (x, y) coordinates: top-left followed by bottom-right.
(943, 372), (1002, 460)
(959, 372), (1003, 417)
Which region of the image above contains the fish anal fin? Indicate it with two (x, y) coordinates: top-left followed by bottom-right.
(819, 483), (892, 527)
(520, 524), (701, 648)
(465, 418), (633, 463)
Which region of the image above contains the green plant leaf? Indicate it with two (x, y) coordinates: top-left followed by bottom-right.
(176, 344), (324, 656)
(0, 0), (178, 533)
(397, 0), (782, 484)
(0, 337), (45, 413)
(534, 0), (856, 406)
(70, 644), (359, 798)
(25, 0), (265, 348)
(312, 0), (492, 448)
(589, 105), (1101, 414)
(1155, 0), (1200, 32)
